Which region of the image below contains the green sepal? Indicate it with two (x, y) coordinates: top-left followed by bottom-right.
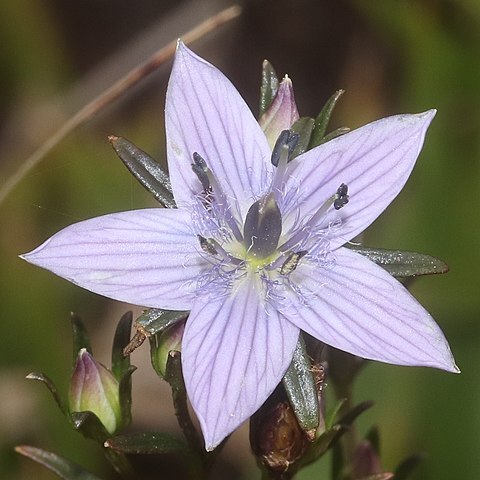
(136, 308), (189, 336)
(297, 400), (375, 475)
(290, 117), (315, 159)
(149, 334), (163, 378)
(26, 372), (68, 416)
(394, 453), (426, 480)
(338, 400), (374, 427)
(109, 136), (176, 208)
(282, 334), (319, 435)
(294, 425), (342, 474)
(165, 351), (204, 453)
(71, 411), (110, 443)
(111, 311), (132, 382)
(15, 445), (103, 480)
(70, 313), (92, 364)
(259, 60), (279, 118)
(117, 365), (136, 430)
(104, 432), (190, 455)
(348, 245), (449, 277)
(309, 90), (345, 148)
(316, 127), (350, 145)
(325, 398), (347, 430)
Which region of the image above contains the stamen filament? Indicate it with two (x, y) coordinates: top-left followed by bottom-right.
(279, 184), (348, 252)
(192, 152), (243, 242)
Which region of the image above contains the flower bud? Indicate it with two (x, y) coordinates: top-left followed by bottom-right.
(250, 390), (309, 473)
(259, 76), (299, 149)
(352, 440), (388, 479)
(151, 320), (185, 378)
(69, 348), (121, 435)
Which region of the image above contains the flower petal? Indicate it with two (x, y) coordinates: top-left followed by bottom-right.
(285, 247), (457, 372)
(166, 42), (272, 219)
(21, 209), (206, 309)
(182, 275), (299, 450)
(259, 76), (300, 149)
(282, 111), (436, 248)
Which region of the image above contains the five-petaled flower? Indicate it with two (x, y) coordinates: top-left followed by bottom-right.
(22, 43), (457, 450)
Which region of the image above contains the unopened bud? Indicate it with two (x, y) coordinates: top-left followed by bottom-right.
(69, 349), (121, 435)
(259, 76), (300, 150)
(250, 390), (309, 473)
(352, 440), (387, 479)
(152, 321), (185, 378)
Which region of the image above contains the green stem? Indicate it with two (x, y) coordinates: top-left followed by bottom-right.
(104, 448), (136, 479)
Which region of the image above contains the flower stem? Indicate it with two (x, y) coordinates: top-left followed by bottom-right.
(104, 448), (136, 479)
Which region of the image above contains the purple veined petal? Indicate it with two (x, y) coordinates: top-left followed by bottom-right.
(182, 275), (299, 450)
(259, 76), (300, 150)
(166, 42), (273, 221)
(282, 111), (436, 248)
(21, 208), (207, 310)
(285, 247), (457, 372)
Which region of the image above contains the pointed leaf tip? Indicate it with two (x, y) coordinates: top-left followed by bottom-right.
(15, 445), (103, 480)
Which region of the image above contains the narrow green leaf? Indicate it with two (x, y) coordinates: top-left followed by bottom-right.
(325, 398), (346, 430)
(15, 445), (103, 480)
(71, 411), (110, 443)
(26, 372), (67, 416)
(282, 335), (319, 434)
(310, 90), (345, 148)
(70, 313), (92, 363)
(296, 425), (342, 471)
(165, 351), (204, 453)
(338, 400), (374, 426)
(118, 366), (136, 430)
(316, 127), (350, 145)
(290, 117), (315, 159)
(348, 245), (449, 277)
(136, 308), (189, 336)
(111, 311), (132, 381)
(394, 453), (426, 480)
(110, 136), (176, 208)
(104, 432), (189, 455)
(259, 60), (279, 118)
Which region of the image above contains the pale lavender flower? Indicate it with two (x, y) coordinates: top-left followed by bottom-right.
(22, 43), (457, 450)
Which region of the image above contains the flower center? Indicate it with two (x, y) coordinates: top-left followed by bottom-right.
(191, 148), (349, 285)
(243, 192), (282, 260)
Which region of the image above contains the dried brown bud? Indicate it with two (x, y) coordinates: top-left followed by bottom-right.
(250, 388), (309, 474)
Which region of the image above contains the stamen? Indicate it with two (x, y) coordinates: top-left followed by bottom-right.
(271, 130), (299, 166)
(270, 130), (299, 196)
(192, 152), (211, 192)
(197, 234), (243, 267)
(191, 152), (243, 243)
(280, 250), (307, 275)
(334, 183), (349, 210)
(279, 183), (349, 252)
(197, 235), (218, 256)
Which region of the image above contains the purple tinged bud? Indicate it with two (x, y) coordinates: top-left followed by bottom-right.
(259, 76), (300, 149)
(352, 440), (389, 479)
(69, 349), (121, 435)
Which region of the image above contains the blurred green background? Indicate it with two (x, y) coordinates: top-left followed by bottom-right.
(1, 0), (479, 479)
